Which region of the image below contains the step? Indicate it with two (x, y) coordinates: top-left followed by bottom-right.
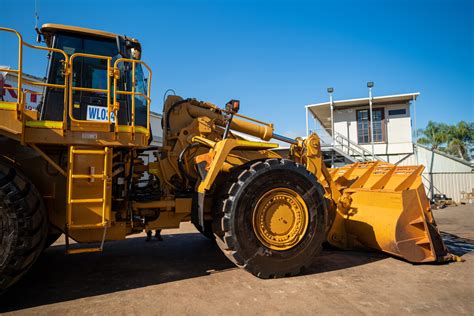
(71, 174), (105, 179)
(70, 198), (104, 204)
(66, 247), (103, 255)
(71, 149), (107, 155)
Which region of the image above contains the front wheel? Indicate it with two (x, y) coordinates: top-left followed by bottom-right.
(214, 159), (327, 278)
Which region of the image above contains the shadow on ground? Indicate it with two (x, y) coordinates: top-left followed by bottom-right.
(441, 232), (474, 256)
(0, 233), (386, 312)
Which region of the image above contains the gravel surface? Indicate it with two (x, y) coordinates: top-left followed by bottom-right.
(1, 205), (473, 315)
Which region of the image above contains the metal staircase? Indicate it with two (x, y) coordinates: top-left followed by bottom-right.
(322, 133), (439, 198)
(333, 132), (382, 162)
(320, 132), (380, 167)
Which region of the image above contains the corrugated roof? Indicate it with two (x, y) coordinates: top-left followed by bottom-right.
(150, 111), (162, 118)
(306, 92), (420, 109)
(415, 143), (473, 169)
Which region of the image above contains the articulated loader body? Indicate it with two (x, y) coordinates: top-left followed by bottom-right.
(0, 24), (454, 291)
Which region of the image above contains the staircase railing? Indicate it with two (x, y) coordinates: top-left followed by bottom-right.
(333, 135), (440, 197)
(333, 132), (382, 162)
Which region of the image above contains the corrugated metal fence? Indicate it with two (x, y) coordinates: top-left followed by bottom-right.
(422, 173), (474, 203)
(396, 145), (473, 203)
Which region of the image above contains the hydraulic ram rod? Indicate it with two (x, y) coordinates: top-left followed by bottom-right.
(187, 104), (296, 144)
(272, 133), (298, 144)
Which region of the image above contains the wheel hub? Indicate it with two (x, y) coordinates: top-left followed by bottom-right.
(252, 188), (309, 251)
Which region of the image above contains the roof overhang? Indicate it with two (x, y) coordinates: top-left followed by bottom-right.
(41, 23), (118, 39)
(40, 23), (141, 49)
(150, 111), (162, 118)
(306, 92), (419, 130)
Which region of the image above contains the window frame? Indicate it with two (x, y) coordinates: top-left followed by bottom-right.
(356, 107), (386, 144)
(388, 108), (407, 116)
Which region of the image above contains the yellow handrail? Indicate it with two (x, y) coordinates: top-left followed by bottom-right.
(0, 27), (23, 116)
(22, 41), (69, 130)
(0, 27), (69, 131)
(113, 58), (152, 141)
(1, 27), (153, 143)
(68, 53), (112, 126)
(0, 68), (20, 73)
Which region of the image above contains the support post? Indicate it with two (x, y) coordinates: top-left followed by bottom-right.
(413, 94), (418, 164)
(412, 95), (417, 142)
(367, 82), (375, 159)
(305, 106), (309, 137)
(330, 94), (334, 144)
(327, 87), (335, 145)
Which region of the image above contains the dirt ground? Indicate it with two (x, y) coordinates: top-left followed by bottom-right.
(1, 205), (473, 315)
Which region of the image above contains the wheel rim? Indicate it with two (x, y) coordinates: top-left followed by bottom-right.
(252, 188), (309, 251)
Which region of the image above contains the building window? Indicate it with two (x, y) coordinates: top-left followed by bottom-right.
(357, 110), (370, 144)
(356, 108), (385, 144)
(388, 109), (406, 116)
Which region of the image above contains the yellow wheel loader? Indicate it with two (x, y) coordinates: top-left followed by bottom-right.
(0, 24), (456, 291)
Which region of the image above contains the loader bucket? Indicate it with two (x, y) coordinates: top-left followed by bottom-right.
(329, 162), (455, 263)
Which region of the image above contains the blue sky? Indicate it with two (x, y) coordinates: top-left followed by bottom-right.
(1, 0), (472, 137)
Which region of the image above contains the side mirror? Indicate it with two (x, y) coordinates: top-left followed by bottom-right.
(35, 27), (43, 43)
(116, 35), (128, 58)
(225, 99), (240, 113)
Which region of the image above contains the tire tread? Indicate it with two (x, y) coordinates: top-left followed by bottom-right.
(0, 163), (48, 291)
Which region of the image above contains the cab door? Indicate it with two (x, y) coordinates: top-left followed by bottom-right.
(41, 32), (124, 124)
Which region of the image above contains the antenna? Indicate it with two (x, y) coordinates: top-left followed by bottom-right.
(34, 0), (42, 43)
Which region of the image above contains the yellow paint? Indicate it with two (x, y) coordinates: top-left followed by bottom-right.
(291, 133), (454, 263)
(117, 125), (149, 134)
(252, 188), (309, 251)
(0, 26), (452, 265)
(197, 138), (279, 193)
(66, 247), (102, 254)
(66, 146), (112, 230)
(25, 120), (63, 129)
(0, 102), (17, 110)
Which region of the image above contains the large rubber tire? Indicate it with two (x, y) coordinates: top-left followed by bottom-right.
(213, 159), (327, 278)
(0, 164), (48, 291)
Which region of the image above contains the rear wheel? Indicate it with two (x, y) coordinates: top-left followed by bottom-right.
(0, 164), (48, 291)
(214, 159), (327, 278)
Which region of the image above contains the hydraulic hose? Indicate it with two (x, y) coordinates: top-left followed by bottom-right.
(164, 98), (193, 133)
(178, 143), (200, 182)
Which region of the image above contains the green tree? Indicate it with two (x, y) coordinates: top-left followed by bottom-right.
(417, 121), (449, 150)
(445, 121), (473, 159)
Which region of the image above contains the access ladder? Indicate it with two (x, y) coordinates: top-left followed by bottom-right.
(66, 145), (112, 254)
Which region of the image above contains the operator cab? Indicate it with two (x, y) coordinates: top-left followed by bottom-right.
(39, 24), (148, 128)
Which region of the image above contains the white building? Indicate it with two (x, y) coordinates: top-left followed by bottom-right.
(150, 111), (163, 147)
(306, 92), (419, 164)
(140, 111), (162, 167)
(305, 92), (473, 203)
(1, 66), (44, 111)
